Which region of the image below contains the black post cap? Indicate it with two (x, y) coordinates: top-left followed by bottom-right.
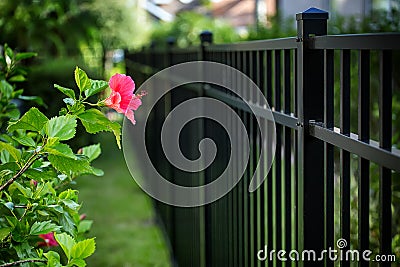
(200, 30), (213, 44)
(296, 7), (329, 21)
(166, 36), (176, 46)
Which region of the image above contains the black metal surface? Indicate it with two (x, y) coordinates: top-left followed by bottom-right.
(379, 50), (392, 266)
(358, 50), (370, 266)
(311, 33), (400, 50)
(296, 9), (327, 265)
(324, 48), (334, 267)
(340, 50), (351, 267)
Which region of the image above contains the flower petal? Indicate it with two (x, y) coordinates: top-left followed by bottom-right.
(105, 91), (124, 113)
(129, 96), (142, 111)
(125, 109), (136, 125)
(109, 73), (135, 94)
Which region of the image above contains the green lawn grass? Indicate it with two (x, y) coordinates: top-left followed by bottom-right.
(75, 133), (171, 267)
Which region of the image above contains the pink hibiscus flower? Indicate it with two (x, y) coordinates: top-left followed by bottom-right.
(38, 232), (58, 247)
(104, 73), (146, 125)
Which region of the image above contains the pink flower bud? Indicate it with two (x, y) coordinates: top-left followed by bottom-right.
(30, 179), (38, 187)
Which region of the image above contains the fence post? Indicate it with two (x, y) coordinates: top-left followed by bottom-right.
(296, 7), (328, 265)
(200, 30), (213, 61)
(199, 30), (212, 267)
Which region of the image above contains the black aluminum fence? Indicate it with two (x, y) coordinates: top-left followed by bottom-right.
(125, 8), (400, 267)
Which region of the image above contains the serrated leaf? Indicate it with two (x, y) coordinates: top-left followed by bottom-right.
(109, 122), (121, 149)
(45, 115), (77, 141)
(74, 67), (91, 92)
(54, 84), (76, 99)
(0, 142), (21, 161)
(84, 80), (108, 98)
(44, 142), (76, 159)
(48, 154), (92, 175)
(12, 136), (35, 147)
(81, 144), (101, 162)
(54, 232), (75, 261)
(15, 52), (37, 61)
(78, 109), (121, 148)
(44, 251), (63, 267)
(71, 238), (95, 259)
(29, 221), (62, 235)
(8, 107), (48, 133)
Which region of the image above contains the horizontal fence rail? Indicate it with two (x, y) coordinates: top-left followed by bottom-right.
(125, 7), (400, 267)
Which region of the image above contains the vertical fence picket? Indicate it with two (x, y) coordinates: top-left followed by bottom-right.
(357, 49), (370, 266)
(340, 49), (351, 267)
(379, 50), (392, 267)
(324, 49), (335, 267)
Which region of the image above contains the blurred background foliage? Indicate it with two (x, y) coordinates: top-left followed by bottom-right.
(1, 0), (400, 265)
(150, 11), (239, 48)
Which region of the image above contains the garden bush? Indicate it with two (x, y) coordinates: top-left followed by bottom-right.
(0, 44), (141, 266)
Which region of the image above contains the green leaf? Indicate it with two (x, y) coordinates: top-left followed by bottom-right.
(29, 221), (62, 235)
(0, 142), (21, 161)
(54, 232), (75, 261)
(18, 95), (47, 107)
(63, 98), (75, 106)
(78, 109), (121, 148)
(78, 220), (93, 234)
(0, 80), (14, 99)
(110, 122), (121, 149)
(91, 167), (104, 176)
(8, 74), (26, 82)
(84, 79), (108, 98)
(5, 46), (13, 59)
(15, 52), (37, 61)
(44, 142), (76, 159)
(54, 84), (76, 99)
(48, 154), (92, 175)
(4, 202), (14, 210)
(44, 251), (63, 267)
(0, 227), (11, 241)
(81, 144), (101, 162)
(68, 259), (86, 267)
(45, 115), (77, 141)
(61, 199), (80, 211)
(58, 212), (76, 236)
(12, 136), (35, 147)
(8, 107), (48, 133)
(74, 67), (91, 93)
(9, 182), (32, 198)
(71, 238), (95, 259)
(67, 102), (85, 115)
